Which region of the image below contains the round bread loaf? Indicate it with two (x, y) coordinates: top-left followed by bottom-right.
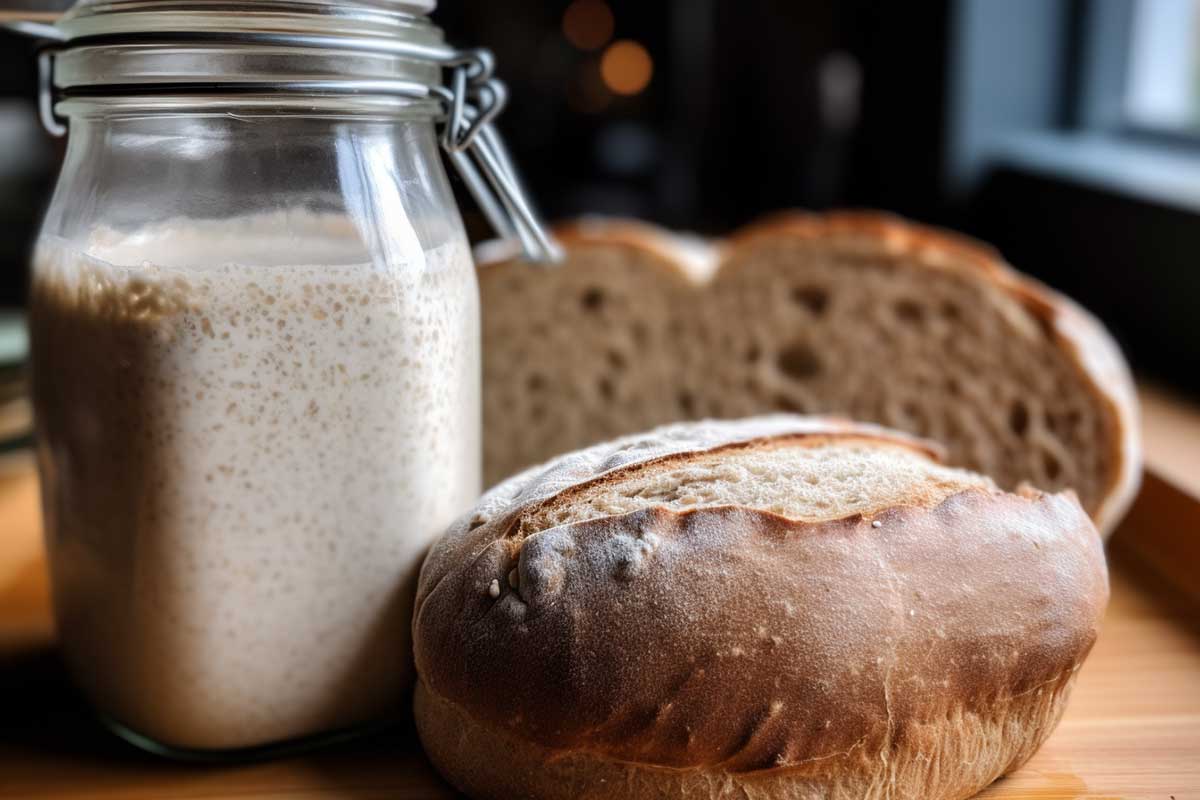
(413, 416), (1109, 800)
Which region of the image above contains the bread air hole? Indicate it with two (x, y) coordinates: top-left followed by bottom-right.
(745, 343), (761, 363)
(677, 390), (696, 415)
(791, 286), (829, 315)
(1009, 400), (1030, 436)
(895, 299), (925, 325)
(527, 373), (545, 391)
(581, 287), (605, 312)
(1042, 449), (1062, 481)
(606, 349), (626, 370)
(598, 376), (615, 400)
(777, 342), (822, 381)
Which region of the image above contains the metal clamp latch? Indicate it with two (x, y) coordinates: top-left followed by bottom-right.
(6, 23), (561, 263)
(435, 51), (561, 262)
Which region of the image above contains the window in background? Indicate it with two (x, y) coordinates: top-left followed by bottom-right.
(1125, 0), (1200, 135)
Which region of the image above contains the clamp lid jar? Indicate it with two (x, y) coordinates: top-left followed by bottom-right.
(19, 0), (554, 758)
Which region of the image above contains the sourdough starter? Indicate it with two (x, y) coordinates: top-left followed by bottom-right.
(29, 214), (480, 751)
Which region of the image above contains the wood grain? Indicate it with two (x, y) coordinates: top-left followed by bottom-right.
(1138, 382), (1200, 500)
(1, 464), (1198, 799)
(0, 11), (62, 23)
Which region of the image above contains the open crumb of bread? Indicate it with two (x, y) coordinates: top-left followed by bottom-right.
(478, 212), (1141, 535)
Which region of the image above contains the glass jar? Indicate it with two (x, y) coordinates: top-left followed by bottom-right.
(21, 0), (552, 758)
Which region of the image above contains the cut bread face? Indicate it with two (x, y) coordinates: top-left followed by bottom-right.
(479, 213), (1140, 535)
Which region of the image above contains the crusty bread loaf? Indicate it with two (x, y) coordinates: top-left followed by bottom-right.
(479, 212), (1140, 535)
(413, 416), (1109, 800)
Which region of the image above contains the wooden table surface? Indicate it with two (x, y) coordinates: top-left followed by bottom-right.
(2, 393), (1200, 798)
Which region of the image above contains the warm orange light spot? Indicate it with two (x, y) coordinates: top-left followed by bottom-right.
(562, 0), (614, 52)
(600, 40), (653, 96)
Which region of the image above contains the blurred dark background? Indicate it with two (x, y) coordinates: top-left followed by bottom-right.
(1, 0), (1199, 393)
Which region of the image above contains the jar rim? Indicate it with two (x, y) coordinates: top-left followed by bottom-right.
(54, 93), (443, 120)
(48, 0), (448, 98)
(60, 0), (436, 38)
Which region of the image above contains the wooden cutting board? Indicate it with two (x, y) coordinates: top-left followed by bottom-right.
(1, 467), (1198, 799)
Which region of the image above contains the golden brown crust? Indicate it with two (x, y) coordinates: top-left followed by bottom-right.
(413, 419), (1109, 799)
(415, 490), (1105, 773)
(416, 671), (1079, 800)
(726, 209), (1010, 281)
(551, 218), (698, 266)
(483, 217), (710, 286)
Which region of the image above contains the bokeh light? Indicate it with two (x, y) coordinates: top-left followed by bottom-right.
(600, 40), (653, 96)
(562, 0), (615, 52)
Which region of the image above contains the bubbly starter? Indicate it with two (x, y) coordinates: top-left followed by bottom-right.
(29, 215), (481, 750)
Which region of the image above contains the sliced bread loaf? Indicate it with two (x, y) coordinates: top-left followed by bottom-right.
(479, 213), (1140, 534)
(414, 415), (1109, 800)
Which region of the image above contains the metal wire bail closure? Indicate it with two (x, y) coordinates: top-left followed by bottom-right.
(435, 56), (561, 262)
(13, 24), (562, 263)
